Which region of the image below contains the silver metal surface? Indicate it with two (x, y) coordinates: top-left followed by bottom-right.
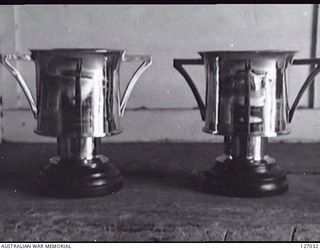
(174, 51), (320, 137)
(2, 54), (37, 118)
(1, 49), (152, 137)
(224, 136), (267, 161)
(57, 137), (101, 160)
(202, 51), (293, 136)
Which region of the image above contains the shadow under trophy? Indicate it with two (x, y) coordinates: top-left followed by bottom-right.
(174, 50), (320, 197)
(1, 49), (152, 198)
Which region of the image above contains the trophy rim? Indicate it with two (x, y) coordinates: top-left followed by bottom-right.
(198, 50), (298, 56)
(29, 48), (125, 54)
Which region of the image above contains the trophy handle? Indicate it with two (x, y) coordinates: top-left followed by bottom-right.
(0, 53), (37, 119)
(120, 53), (152, 117)
(289, 58), (320, 122)
(173, 58), (206, 121)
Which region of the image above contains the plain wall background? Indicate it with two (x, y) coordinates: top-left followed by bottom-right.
(1, 4), (320, 142)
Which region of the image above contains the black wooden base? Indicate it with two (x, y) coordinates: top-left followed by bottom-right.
(37, 155), (123, 198)
(202, 155), (288, 197)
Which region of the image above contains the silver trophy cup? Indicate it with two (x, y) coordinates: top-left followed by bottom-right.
(174, 50), (320, 197)
(1, 48), (152, 197)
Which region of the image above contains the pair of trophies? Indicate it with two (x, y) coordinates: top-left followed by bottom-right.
(1, 49), (319, 198)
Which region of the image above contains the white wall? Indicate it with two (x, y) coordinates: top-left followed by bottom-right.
(1, 5), (320, 142)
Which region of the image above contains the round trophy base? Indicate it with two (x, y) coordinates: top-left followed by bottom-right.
(37, 155), (123, 198)
(202, 155), (288, 197)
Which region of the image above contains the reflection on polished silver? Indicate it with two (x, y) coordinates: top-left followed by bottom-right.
(1, 49), (152, 137)
(2, 54), (37, 118)
(224, 136), (267, 161)
(174, 51), (320, 196)
(0, 49), (150, 197)
(174, 51), (320, 137)
(57, 137), (101, 160)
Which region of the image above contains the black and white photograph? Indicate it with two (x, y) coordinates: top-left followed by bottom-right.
(0, 4), (319, 245)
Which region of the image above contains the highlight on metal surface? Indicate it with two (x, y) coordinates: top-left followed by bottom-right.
(0, 49), (152, 137)
(174, 51), (320, 137)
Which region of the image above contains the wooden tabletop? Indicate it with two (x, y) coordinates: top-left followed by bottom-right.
(0, 142), (320, 242)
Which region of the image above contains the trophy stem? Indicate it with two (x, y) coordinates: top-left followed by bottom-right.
(57, 137), (101, 161)
(202, 135), (288, 197)
(224, 136), (267, 162)
(37, 136), (123, 198)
